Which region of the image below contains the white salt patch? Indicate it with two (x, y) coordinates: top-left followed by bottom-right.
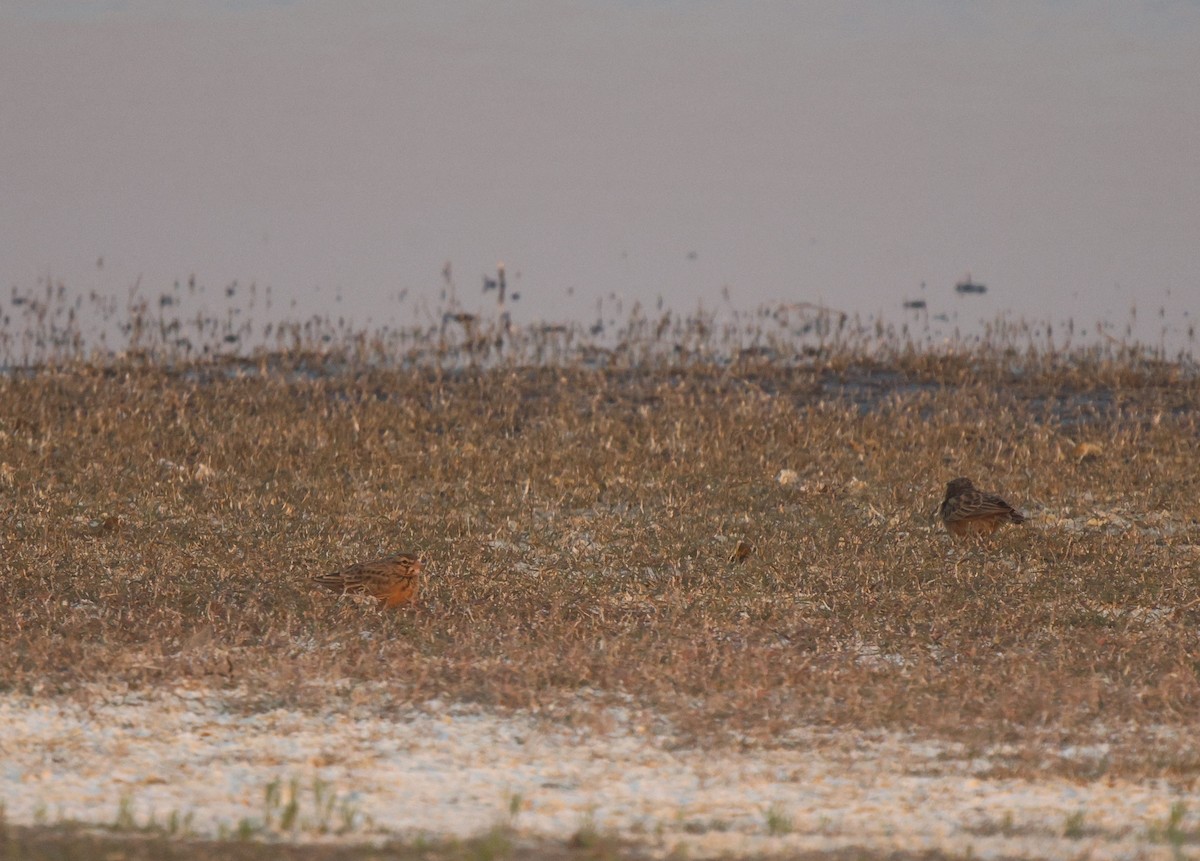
(0, 689), (1195, 860)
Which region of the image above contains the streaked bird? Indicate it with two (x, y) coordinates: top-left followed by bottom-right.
(938, 477), (1026, 537)
(312, 552), (423, 608)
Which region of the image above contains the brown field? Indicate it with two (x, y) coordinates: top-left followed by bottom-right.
(2, 298), (1200, 861)
(3, 307), (1200, 804)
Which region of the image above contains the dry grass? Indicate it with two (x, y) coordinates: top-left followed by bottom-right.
(0, 820), (638, 861)
(3, 318), (1199, 781)
(1, 819), (994, 861)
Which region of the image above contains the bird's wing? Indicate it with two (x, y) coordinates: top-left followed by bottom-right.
(952, 491), (1017, 520)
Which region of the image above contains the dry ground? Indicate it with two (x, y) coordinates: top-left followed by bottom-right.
(2, 340), (1199, 784)
(0, 821), (984, 861)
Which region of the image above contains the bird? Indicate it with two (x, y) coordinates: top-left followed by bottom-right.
(938, 477), (1026, 536)
(312, 552), (423, 608)
(728, 540), (753, 563)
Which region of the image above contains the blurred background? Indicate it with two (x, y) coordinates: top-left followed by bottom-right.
(2, 0), (1197, 353)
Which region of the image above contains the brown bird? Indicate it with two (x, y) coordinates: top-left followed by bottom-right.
(728, 540), (754, 564)
(938, 477), (1026, 537)
(313, 552), (423, 608)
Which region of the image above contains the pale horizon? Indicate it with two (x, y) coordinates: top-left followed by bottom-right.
(2, 1), (1197, 353)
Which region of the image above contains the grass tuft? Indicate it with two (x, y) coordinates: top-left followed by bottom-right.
(764, 804), (794, 836)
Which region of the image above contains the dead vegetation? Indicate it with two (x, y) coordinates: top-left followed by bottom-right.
(2, 309), (1199, 783)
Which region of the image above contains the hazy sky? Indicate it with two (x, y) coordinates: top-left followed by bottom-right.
(2, 1), (1197, 349)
